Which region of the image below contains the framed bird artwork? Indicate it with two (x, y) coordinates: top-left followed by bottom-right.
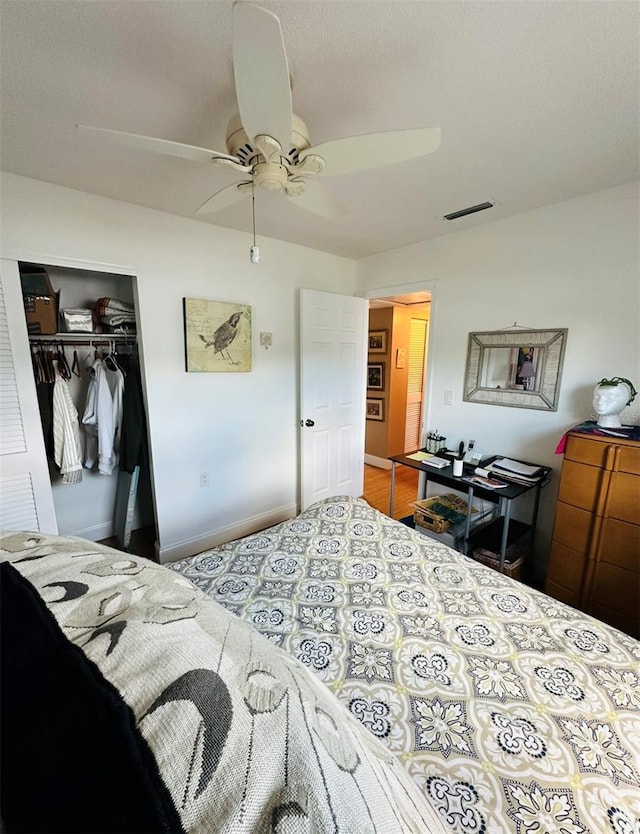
(183, 298), (252, 372)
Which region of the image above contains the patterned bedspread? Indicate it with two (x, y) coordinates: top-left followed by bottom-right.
(171, 496), (640, 834)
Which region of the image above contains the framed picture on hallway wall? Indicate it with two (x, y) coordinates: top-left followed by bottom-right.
(366, 398), (384, 421)
(367, 362), (384, 390)
(368, 330), (387, 353)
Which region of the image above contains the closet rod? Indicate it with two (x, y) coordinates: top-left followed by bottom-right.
(29, 333), (136, 345)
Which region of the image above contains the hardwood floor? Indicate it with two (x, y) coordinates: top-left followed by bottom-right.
(363, 463), (419, 520)
(99, 525), (158, 561)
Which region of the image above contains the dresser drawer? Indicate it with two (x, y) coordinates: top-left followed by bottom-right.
(606, 472), (640, 523)
(616, 445), (640, 475)
(557, 460), (604, 512)
(551, 502), (596, 554)
(565, 433), (640, 474)
(544, 577), (581, 609)
(545, 541), (588, 595)
(588, 562), (640, 637)
(590, 598), (640, 639)
(565, 435), (604, 466)
(598, 517), (640, 572)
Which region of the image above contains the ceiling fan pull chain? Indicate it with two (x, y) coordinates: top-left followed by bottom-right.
(250, 182), (260, 263)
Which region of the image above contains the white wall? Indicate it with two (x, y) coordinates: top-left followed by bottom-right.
(1, 172), (357, 561)
(3, 173), (637, 577)
(357, 182), (640, 580)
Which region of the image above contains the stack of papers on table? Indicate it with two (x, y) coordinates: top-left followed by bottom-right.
(485, 458), (544, 484)
(463, 474), (508, 489)
(406, 451), (434, 462)
(406, 451), (449, 468)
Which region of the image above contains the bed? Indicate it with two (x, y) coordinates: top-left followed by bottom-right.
(0, 524), (446, 834)
(169, 496), (640, 834)
(2, 497), (639, 834)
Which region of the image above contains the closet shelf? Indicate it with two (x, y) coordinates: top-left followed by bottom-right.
(29, 332), (136, 342)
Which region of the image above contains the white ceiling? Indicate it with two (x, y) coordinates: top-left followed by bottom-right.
(1, 1), (638, 259)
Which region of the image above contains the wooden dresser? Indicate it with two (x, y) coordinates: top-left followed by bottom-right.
(545, 431), (640, 637)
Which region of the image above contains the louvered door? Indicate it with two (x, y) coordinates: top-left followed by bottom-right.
(0, 259), (57, 532)
(403, 317), (429, 451)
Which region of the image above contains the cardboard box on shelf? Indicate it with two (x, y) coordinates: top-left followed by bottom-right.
(20, 266), (58, 335)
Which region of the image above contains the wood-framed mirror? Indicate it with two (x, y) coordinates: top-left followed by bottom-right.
(463, 328), (568, 411)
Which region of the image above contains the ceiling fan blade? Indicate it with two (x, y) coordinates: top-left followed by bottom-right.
(286, 180), (346, 219)
(301, 127), (441, 178)
(196, 181), (251, 214)
(232, 2), (292, 151)
(77, 124), (239, 164)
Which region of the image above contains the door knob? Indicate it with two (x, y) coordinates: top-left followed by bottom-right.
(305, 419), (315, 427)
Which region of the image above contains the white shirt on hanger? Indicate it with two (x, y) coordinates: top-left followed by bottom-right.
(105, 361), (125, 469)
(53, 371), (83, 485)
(82, 357), (115, 475)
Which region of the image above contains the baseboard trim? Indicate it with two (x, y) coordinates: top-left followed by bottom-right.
(58, 511), (145, 544)
(365, 454), (391, 470)
(157, 502), (298, 564)
(59, 520), (112, 542)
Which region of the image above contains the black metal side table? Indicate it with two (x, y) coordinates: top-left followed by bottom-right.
(389, 451), (550, 571)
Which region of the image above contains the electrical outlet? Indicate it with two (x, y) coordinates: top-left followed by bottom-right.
(199, 471), (210, 487)
(444, 390), (454, 406)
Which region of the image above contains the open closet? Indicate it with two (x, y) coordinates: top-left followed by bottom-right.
(0, 258), (157, 559)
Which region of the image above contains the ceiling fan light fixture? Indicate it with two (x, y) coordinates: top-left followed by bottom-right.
(443, 201), (495, 221)
(253, 161), (289, 191)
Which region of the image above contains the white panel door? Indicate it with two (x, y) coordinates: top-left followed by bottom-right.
(300, 289), (367, 509)
(0, 259), (57, 532)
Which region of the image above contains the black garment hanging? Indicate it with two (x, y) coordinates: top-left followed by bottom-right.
(118, 353), (148, 475)
(36, 382), (54, 459)
(113, 350), (149, 550)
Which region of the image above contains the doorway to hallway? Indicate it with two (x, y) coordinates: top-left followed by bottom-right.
(363, 287), (432, 478)
(363, 462), (419, 520)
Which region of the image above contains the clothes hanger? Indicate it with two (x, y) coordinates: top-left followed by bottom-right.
(44, 345), (56, 384)
(31, 343), (44, 384)
(56, 341), (72, 380)
(104, 340), (125, 375)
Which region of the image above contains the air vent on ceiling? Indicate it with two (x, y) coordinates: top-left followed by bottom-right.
(443, 201), (495, 221)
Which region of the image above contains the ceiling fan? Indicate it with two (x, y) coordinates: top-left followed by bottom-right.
(78, 1), (441, 219)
